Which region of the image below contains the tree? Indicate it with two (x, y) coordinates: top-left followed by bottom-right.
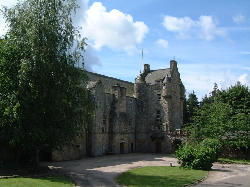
(185, 91), (199, 125)
(183, 96), (188, 125)
(0, 0), (93, 165)
(217, 82), (249, 115)
(201, 83), (220, 106)
(186, 83), (250, 157)
(217, 83), (250, 152)
(187, 101), (232, 143)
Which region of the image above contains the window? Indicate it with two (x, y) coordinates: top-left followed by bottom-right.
(155, 80), (161, 90)
(156, 110), (161, 121)
(157, 94), (161, 101)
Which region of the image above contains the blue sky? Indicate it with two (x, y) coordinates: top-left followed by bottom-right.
(1, 0), (250, 99)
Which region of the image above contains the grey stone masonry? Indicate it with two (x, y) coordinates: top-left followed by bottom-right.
(51, 60), (185, 161)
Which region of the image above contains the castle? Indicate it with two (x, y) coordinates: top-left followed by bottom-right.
(52, 60), (185, 161)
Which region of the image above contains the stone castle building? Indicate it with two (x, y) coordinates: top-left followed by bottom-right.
(52, 60), (185, 161)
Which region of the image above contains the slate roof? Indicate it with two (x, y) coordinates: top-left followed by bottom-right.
(145, 68), (171, 84)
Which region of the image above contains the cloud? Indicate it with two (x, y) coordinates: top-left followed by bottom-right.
(0, 16), (8, 37)
(163, 15), (226, 41)
(163, 16), (195, 38)
(156, 39), (168, 48)
(198, 16), (226, 40)
(178, 63), (249, 100)
(82, 2), (149, 53)
(83, 45), (101, 71)
(73, 0), (89, 31)
(238, 73), (248, 85)
(0, 0), (20, 36)
(233, 14), (245, 24)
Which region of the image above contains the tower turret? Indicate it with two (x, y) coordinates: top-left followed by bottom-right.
(143, 64), (150, 74)
(170, 60), (177, 70)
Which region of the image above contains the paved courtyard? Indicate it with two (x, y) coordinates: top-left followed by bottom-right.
(42, 153), (250, 187)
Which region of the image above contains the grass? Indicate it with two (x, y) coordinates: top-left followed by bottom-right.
(218, 158), (250, 164)
(116, 166), (207, 187)
(0, 175), (74, 187)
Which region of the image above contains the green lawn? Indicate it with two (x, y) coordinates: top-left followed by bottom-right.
(116, 166), (207, 187)
(218, 158), (250, 164)
(0, 176), (74, 187)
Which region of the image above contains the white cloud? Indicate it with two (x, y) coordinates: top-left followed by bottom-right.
(83, 2), (149, 53)
(73, 0), (89, 30)
(0, 0), (20, 36)
(83, 45), (101, 71)
(178, 63), (250, 100)
(238, 73), (248, 85)
(163, 15), (226, 41)
(198, 16), (226, 41)
(156, 39), (168, 48)
(0, 16), (8, 37)
(233, 14), (245, 24)
(163, 16), (195, 38)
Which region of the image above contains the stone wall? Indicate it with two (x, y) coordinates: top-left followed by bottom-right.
(88, 81), (136, 156)
(86, 71), (134, 97)
(51, 135), (87, 161)
(134, 60), (185, 154)
(51, 60), (184, 161)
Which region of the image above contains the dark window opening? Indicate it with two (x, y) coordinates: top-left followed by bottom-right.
(157, 94), (161, 101)
(156, 110), (161, 122)
(131, 143), (134, 152)
(120, 142), (125, 154)
(155, 140), (162, 153)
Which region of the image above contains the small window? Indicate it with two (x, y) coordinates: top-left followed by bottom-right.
(157, 94), (161, 101)
(102, 127), (105, 133)
(128, 119), (131, 126)
(156, 110), (161, 121)
(155, 80), (161, 90)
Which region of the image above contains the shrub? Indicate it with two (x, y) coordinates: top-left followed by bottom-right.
(175, 143), (195, 168)
(199, 139), (222, 159)
(176, 139), (222, 170)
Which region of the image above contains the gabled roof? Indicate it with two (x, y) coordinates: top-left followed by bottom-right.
(145, 68), (171, 84)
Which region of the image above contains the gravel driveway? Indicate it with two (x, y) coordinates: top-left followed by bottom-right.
(193, 163), (250, 187)
(42, 153), (250, 187)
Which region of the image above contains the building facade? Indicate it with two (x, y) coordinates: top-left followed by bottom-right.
(52, 60), (185, 161)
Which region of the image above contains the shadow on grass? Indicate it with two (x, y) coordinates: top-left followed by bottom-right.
(0, 175), (74, 187)
(0, 163), (74, 186)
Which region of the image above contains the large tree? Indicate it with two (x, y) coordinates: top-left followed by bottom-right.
(0, 0), (93, 164)
(187, 83), (249, 157)
(184, 91), (199, 125)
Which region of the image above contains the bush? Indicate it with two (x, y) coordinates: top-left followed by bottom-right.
(199, 138), (222, 159)
(175, 143), (195, 168)
(176, 139), (222, 170)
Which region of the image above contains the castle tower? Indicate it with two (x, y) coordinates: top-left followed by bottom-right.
(162, 75), (172, 132)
